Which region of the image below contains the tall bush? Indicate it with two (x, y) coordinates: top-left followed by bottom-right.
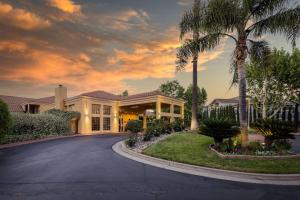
(0, 100), (11, 135)
(199, 118), (240, 148)
(11, 113), (68, 135)
(125, 120), (142, 147)
(252, 119), (295, 148)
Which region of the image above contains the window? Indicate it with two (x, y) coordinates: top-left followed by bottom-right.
(92, 117), (100, 131)
(161, 103), (170, 113)
(92, 104), (101, 114)
(103, 105), (111, 115)
(103, 117), (111, 130)
(174, 105), (181, 114)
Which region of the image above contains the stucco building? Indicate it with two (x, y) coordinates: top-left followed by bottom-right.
(0, 85), (184, 134)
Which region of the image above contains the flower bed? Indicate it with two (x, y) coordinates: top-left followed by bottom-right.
(209, 144), (300, 160)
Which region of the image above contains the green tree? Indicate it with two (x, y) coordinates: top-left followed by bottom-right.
(159, 80), (185, 99)
(0, 99), (11, 135)
(178, 0), (300, 147)
(184, 85), (207, 125)
(247, 48), (300, 118)
(122, 90), (129, 97)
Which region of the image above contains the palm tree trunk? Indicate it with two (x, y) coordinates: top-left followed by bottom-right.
(191, 56), (199, 130)
(236, 37), (248, 147)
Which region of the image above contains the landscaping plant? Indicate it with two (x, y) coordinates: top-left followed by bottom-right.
(171, 118), (185, 132)
(125, 120), (142, 147)
(199, 118), (240, 149)
(0, 100), (11, 136)
(252, 119), (295, 149)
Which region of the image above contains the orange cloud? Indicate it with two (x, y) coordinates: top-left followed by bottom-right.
(79, 53), (91, 62)
(0, 2), (51, 30)
(98, 9), (150, 31)
(0, 40), (27, 52)
(48, 0), (81, 14)
(0, 27), (225, 95)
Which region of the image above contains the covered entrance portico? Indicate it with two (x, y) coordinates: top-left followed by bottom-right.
(116, 94), (184, 132)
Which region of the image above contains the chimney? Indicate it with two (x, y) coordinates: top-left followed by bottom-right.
(55, 84), (67, 110)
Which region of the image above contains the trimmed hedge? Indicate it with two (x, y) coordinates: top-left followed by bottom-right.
(0, 109), (80, 145)
(11, 113), (68, 135)
(0, 100), (12, 135)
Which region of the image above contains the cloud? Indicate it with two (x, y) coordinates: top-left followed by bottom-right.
(97, 9), (150, 31)
(48, 0), (81, 14)
(0, 40), (27, 52)
(79, 53), (91, 62)
(0, 2), (51, 30)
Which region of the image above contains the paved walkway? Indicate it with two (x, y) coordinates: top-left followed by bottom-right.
(0, 135), (299, 200)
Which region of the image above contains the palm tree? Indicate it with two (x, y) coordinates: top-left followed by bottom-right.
(177, 0), (206, 130)
(179, 0), (300, 147)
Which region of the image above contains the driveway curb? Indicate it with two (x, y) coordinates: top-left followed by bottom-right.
(112, 140), (300, 186)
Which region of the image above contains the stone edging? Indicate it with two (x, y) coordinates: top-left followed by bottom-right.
(112, 140), (300, 185)
(209, 145), (300, 160)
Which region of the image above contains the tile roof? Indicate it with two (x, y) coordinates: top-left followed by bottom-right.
(0, 95), (55, 112)
(77, 90), (174, 101)
(121, 90), (166, 100)
(79, 90), (121, 100)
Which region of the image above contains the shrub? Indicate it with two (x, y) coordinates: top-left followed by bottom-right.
(126, 134), (138, 147)
(199, 118), (240, 147)
(248, 141), (263, 152)
(252, 119), (295, 148)
(46, 109), (80, 122)
(125, 120), (142, 133)
(0, 100), (12, 135)
(171, 118), (184, 132)
(273, 139), (292, 153)
(11, 113), (69, 135)
(143, 126), (155, 141)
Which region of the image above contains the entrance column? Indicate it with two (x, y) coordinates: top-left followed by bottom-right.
(143, 113), (147, 129)
(156, 99), (161, 120)
(112, 102), (120, 132)
(170, 104), (175, 122)
(181, 103), (184, 120)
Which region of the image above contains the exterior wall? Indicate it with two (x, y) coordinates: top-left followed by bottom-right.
(65, 97), (114, 134)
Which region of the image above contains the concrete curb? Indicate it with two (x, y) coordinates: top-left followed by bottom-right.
(112, 140), (300, 186)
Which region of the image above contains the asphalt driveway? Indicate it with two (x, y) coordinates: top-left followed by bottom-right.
(0, 135), (299, 200)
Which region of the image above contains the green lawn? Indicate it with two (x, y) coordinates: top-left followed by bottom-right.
(143, 132), (300, 174)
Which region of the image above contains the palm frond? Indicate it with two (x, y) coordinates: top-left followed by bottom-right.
(229, 51), (238, 87)
(204, 0), (243, 33)
(248, 40), (271, 63)
(176, 39), (197, 71)
(179, 0), (206, 39)
(246, 0), (289, 19)
(249, 7), (300, 46)
(176, 33), (226, 71)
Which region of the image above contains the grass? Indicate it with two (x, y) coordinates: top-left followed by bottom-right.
(143, 132), (300, 174)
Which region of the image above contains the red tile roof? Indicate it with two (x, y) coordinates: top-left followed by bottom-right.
(77, 90), (175, 101)
(79, 90), (121, 100)
(121, 90), (166, 100)
(0, 95), (54, 112)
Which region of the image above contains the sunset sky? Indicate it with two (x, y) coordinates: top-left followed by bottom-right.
(0, 0), (297, 104)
